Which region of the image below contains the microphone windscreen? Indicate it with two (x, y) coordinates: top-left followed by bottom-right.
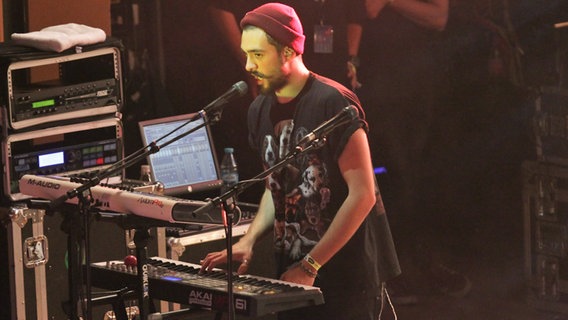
(345, 105), (359, 120)
(234, 81), (248, 96)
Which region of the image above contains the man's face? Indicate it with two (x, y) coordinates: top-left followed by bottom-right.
(241, 27), (289, 94)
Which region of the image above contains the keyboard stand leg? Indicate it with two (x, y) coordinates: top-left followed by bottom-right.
(134, 228), (152, 319)
(89, 288), (135, 320)
(111, 289), (131, 320)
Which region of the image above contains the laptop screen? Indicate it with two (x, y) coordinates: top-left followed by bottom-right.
(138, 113), (222, 196)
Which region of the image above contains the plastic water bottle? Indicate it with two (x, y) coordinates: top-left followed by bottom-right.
(220, 147), (239, 194)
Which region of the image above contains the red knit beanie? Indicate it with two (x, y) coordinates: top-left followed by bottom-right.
(240, 3), (305, 54)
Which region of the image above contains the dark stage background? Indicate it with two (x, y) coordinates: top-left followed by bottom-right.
(1, 0), (568, 319)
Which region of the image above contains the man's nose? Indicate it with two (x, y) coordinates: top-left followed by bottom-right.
(245, 57), (256, 72)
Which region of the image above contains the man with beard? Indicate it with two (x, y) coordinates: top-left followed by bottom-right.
(208, 0), (365, 92)
(200, 3), (400, 320)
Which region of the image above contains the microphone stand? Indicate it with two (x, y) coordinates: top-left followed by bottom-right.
(48, 110), (224, 320)
(193, 137), (328, 320)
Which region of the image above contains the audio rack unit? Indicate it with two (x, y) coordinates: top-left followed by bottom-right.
(3, 46), (123, 130)
(1, 117), (123, 201)
(524, 161), (568, 313)
(532, 87), (568, 167)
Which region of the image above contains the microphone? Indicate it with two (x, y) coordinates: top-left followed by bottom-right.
(297, 105), (359, 148)
(203, 81), (248, 114)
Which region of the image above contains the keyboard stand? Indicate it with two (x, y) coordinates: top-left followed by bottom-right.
(95, 212), (204, 319)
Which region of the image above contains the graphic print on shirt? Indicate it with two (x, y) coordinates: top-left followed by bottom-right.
(261, 120), (331, 261)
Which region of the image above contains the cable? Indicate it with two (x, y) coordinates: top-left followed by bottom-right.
(378, 282), (397, 320)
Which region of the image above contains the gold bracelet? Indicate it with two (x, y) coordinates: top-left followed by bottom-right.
(304, 254), (322, 271)
(299, 262), (318, 278)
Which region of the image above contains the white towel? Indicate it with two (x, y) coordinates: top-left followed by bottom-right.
(11, 23), (106, 53)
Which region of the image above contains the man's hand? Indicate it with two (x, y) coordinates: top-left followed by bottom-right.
(200, 240), (254, 275)
(347, 61), (362, 90)
(280, 262), (317, 286)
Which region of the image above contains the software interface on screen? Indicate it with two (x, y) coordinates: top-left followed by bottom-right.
(139, 113), (222, 195)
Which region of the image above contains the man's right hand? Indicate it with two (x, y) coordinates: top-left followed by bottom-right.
(199, 239), (254, 275)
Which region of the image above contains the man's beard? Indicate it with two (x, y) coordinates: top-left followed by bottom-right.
(252, 71), (289, 95)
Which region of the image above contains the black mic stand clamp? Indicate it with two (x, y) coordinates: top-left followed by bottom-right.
(206, 109), (223, 124)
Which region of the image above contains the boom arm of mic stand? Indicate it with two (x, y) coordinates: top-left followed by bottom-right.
(96, 111), (206, 180)
(193, 137), (327, 217)
(49, 141), (161, 209)
(50, 112), (215, 209)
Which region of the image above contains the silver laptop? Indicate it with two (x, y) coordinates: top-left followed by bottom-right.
(138, 113), (222, 196)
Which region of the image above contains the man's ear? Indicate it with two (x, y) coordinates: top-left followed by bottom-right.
(284, 47), (294, 58)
